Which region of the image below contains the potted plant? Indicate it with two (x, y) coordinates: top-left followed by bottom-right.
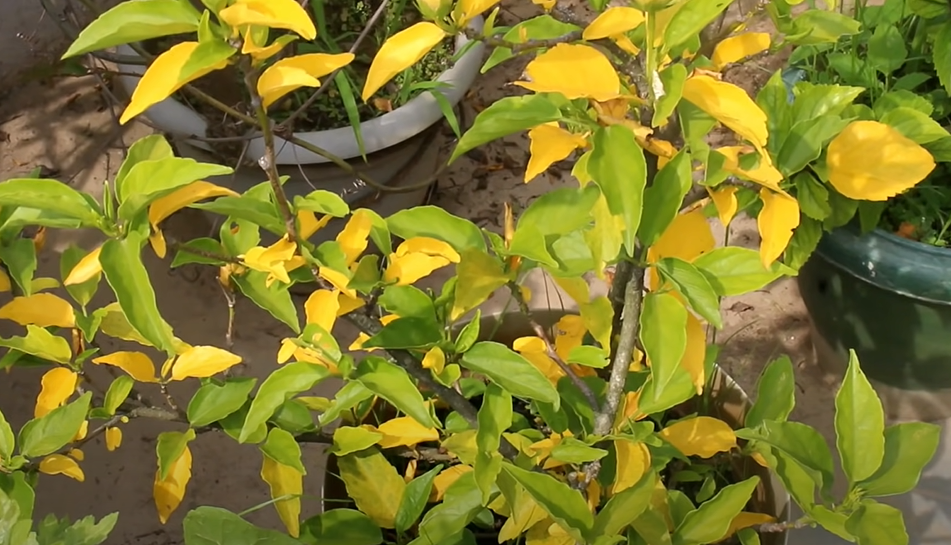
(764, 0), (951, 390)
(0, 0), (939, 544)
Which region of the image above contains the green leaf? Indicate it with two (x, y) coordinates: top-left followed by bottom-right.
(454, 312), (481, 353)
(737, 528), (760, 545)
(858, 422), (941, 497)
(233, 271), (300, 333)
(787, 10), (862, 45)
(354, 357), (439, 429)
(192, 196), (285, 235)
(638, 150), (692, 247)
(260, 427), (305, 474)
(338, 447), (406, 530)
(270, 398), (315, 434)
(240, 362), (330, 443)
(331, 426), (383, 457)
(0, 410), (14, 463)
(387, 206), (485, 253)
(476, 384), (512, 454)
(501, 463), (593, 541)
(664, 0), (731, 49)
(845, 500), (909, 545)
(516, 185), (600, 236)
(0, 239), (36, 296)
(640, 292), (688, 400)
(794, 171), (832, 221)
(809, 505), (853, 542)
(0, 471), (34, 521)
(183, 506), (301, 545)
(18, 392), (91, 458)
(745, 355), (795, 428)
(775, 115), (851, 176)
(742, 421), (835, 496)
(379, 285), (435, 320)
(451, 251), (508, 320)
(318, 381), (374, 427)
(293, 190), (350, 217)
(409, 471), (484, 545)
(0, 325), (72, 364)
(589, 124), (647, 257)
(654, 257), (722, 328)
(33, 511), (119, 545)
(631, 508), (673, 545)
(395, 465), (443, 535)
(100, 232), (176, 353)
(551, 437), (608, 464)
(156, 429), (196, 480)
(115, 135), (175, 191)
(692, 247), (789, 296)
(361, 317), (442, 350)
(867, 24), (908, 74)
(935, 22), (951, 93)
(171, 238), (227, 267)
(103, 375), (134, 416)
(591, 472), (656, 539)
(60, 245), (101, 306)
(0, 179), (101, 226)
(301, 509), (383, 545)
(451, 95), (563, 162)
(758, 71), (792, 153)
(908, 0), (950, 17)
(460, 342), (560, 407)
(873, 89), (935, 118)
(568, 345), (609, 368)
(481, 15), (580, 72)
(672, 477), (760, 545)
(186, 377), (256, 427)
(879, 107), (951, 144)
(116, 157), (233, 219)
(63, 0), (201, 58)
(474, 451), (503, 506)
(653, 64), (688, 127)
(835, 350), (885, 484)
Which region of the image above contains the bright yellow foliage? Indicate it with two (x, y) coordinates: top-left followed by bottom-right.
(34, 367), (78, 418)
(363, 22), (447, 101)
(154, 445), (192, 524)
(0, 293), (75, 328)
(261, 456), (303, 537)
(170, 345), (243, 381)
(659, 416), (737, 458)
(39, 454), (85, 482)
(92, 351), (158, 383)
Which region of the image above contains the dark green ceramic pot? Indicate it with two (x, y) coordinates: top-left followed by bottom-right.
(798, 224), (951, 390)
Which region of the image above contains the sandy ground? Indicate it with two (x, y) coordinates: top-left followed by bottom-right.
(0, 2), (844, 543)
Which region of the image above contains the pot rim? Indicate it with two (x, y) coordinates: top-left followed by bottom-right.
(113, 17), (485, 165)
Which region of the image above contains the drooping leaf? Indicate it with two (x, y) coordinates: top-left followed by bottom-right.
(234, 271), (300, 333)
(337, 447), (406, 529)
(654, 258), (722, 328)
(261, 455), (303, 537)
(451, 249), (509, 320)
(156, 429), (197, 481)
(592, 471), (656, 538)
(353, 357), (439, 428)
(153, 445), (192, 524)
(638, 150), (692, 247)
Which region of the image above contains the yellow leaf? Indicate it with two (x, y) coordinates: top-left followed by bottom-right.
(92, 351), (158, 382)
(34, 367), (78, 418)
(647, 208), (715, 268)
(154, 446), (192, 524)
(384, 253), (452, 285)
(337, 210), (373, 265)
(363, 22), (447, 101)
(105, 427), (123, 451)
(682, 76), (768, 152)
(67, 448), (84, 461)
(499, 489), (548, 541)
(64, 245), (102, 285)
(304, 289), (339, 332)
(456, 0), (500, 25)
(708, 185), (738, 227)
(757, 188), (800, 268)
(261, 456), (303, 537)
(715, 146), (783, 192)
(0, 293), (75, 328)
(612, 440), (650, 494)
(0, 268), (11, 292)
(525, 123), (588, 182)
(258, 53), (355, 108)
(73, 420), (88, 442)
(242, 29), (296, 63)
(149, 181), (238, 227)
(422, 346), (446, 374)
(659, 416), (737, 458)
(516, 44), (623, 102)
(681, 313), (707, 395)
(39, 454), (85, 482)
(583, 7), (645, 40)
(334, 291), (365, 317)
(587, 478), (602, 512)
(711, 32), (771, 70)
(553, 315), (586, 362)
(338, 448), (406, 528)
(752, 451), (769, 467)
(298, 210), (332, 240)
(827, 120), (936, 201)
(121, 42), (232, 124)
(531, 0), (556, 9)
(149, 228), (167, 259)
(526, 519), (575, 545)
(614, 390), (646, 431)
(378, 416), (440, 449)
(396, 237), (462, 261)
(319, 266), (358, 298)
(171, 345), (243, 380)
(430, 465), (473, 502)
(724, 512), (776, 539)
(219, 0), (316, 40)
(241, 235), (297, 287)
(513, 336), (563, 385)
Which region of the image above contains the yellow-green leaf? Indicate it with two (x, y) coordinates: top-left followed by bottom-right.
(337, 447), (406, 528)
(515, 43), (622, 102)
(149, 181), (238, 227)
(583, 6), (645, 40)
(451, 248), (509, 320)
(378, 416), (440, 449)
(219, 0), (316, 40)
(332, 426), (383, 456)
(826, 120), (936, 201)
(0, 293), (75, 328)
(121, 41), (235, 124)
(659, 416), (736, 458)
(92, 351), (159, 383)
(711, 32), (771, 70)
(105, 427), (123, 451)
(258, 53), (355, 108)
(38, 454), (85, 482)
(362, 22), (447, 101)
(261, 455), (303, 537)
(154, 445), (192, 524)
(612, 440), (650, 494)
(525, 123), (588, 182)
(682, 75), (768, 152)
(64, 245), (102, 286)
(34, 367), (78, 418)
(715, 146), (783, 192)
(724, 511), (775, 540)
(757, 189), (800, 268)
(171, 345), (243, 380)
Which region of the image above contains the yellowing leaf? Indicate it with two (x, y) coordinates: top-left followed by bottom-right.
(105, 427), (123, 451)
(299, 210), (332, 240)
(242, 30), (296, 63)
(149, 229), (168, 259)
(171, 345), (243, 380)
(659, 416), (737, 458)
(715, 146), (783, 192)
(258, 53), (355, 108)
(34, 367), (78, 418)
(430, 464), (473, 502)
(526, 519), (574, 545)
(0, 268), (11, 292)
(121, 42), (232, 124)
(498, 490), (548, 541)
(337, 210), (373, 265)
(319, 267), (358, 298)
(614, 390), (645, 431)
(337, 291), (365, 316)
(724, 512), (776, 539)
(338, 448), (406, 528)
(827, 120), (936, 201)
(711, 33), (771, 70)
(757, 188), (800, 268)
(73, 420), (88, 442)
(363, 22), (447, 101)
(39, 454), (85, 482)
(682, 75), (768, 152)
(553, 315), (586, 363)
(513, 336), (563, 385)
(708, 185), (738, 227)
(241, 236), (298, 287)
(681, 313), (707, 395)
(647, 208), (715, 267)
(377, 416), (440, 449)
(422, 346), (446, 374)
(531, 0), (556, 9)
(516, 43), (623, 101)
(92, 351), (158, 382)
(304, 289), (339, 332)
(154, 445), (192, 524)
(612, 440), (650, 494)
(0, 293), (75, 328)
(30, 277), (60, 293)
(384, 254), (451, 285)
(261, 456), (303, 537)
(219, 0), (316, 40)
(149, 181), (238, 227)
(457, 0), (500, 25)
(525, 123), (588, 182)
(583, 7), (645, 40)
(67, 448), (84, 461)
